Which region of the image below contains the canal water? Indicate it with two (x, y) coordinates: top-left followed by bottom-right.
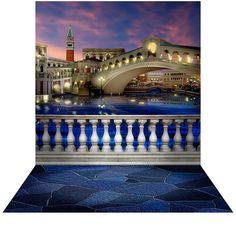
(36, 93), (200, 115)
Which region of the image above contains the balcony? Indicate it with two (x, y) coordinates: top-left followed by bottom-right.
(36, 115), (200, 165)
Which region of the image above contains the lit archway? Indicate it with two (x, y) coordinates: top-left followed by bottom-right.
(53, 83), (61, 94)
(64, 81), (71, 93)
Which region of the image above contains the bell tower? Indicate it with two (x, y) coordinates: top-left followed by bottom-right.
(66, 25), (74, 62)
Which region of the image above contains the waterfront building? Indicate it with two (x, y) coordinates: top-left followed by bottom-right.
(36, 26), (200, 100)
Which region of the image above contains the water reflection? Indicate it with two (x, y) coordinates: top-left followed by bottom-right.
(36, 93), (200, 115)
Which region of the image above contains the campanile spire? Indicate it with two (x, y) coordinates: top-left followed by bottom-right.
(66, 25), (74, 62)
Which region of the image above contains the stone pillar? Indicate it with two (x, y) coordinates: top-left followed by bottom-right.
(175, 119), (182, 152)
(115, 119), (122, 152)
(55, 120), (61, 151)
(150, 119), (157, 152)
(186, 119), (194, 151)
(90, 119), (98, 152)
(60, 80), (64, 94)
(162, 119), (169, 152)
(42, 120), (50, 151)
(67, 120), (74, 152)
(138, 119), (146, 152)
(79, 119), (87, 152)
(126, 119), (135, 152)
(102, 119), (110, 152)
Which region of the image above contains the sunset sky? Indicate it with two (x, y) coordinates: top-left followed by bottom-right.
(36, 1), (200, 61)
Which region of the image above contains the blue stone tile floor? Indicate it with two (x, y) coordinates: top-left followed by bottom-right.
(4, 165), (232, 213)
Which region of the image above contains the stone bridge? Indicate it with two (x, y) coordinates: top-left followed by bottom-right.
(91, 37), (200, 94)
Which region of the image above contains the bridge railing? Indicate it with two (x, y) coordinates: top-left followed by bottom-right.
(36, 115), (200, 164)
(99, 56), (200, 74)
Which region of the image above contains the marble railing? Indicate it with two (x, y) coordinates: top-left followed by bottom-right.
(36, 115), (200, 165)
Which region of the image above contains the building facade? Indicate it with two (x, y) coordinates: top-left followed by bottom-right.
(35, 26), (200, 99)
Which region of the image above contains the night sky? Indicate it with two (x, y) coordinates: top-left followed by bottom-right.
(36, 1), (200, 60)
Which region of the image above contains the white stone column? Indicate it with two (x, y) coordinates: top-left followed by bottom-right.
(115, 119), (122, 152)
(102, 119), (110, 152)
(186, 119), (194, 151)
(60, 80), (64, 94)
(90, 119), (98, 152)
(138, 119), (146, 152)
(150, 119), (157, 152)
(79, 119), (87, 152)
(162, 119), (170, 152)
(41, 120), (50, 151)
(174, 119), (182, 152)
(55, 120), (62, 151)
(126, 119), (135, 152)
(67, 120), (74, 152)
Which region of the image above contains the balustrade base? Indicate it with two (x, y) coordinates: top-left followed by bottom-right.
(36, 151), (200, 165)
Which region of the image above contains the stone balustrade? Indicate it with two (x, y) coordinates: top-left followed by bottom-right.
(36, 115), (200, 165)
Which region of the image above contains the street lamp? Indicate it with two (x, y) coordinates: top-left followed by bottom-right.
(98, 77), (105, 96)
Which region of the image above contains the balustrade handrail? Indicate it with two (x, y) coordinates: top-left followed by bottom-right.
(36, 114), (200, 121)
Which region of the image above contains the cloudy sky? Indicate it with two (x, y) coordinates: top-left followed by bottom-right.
(36, 1), (200, 60)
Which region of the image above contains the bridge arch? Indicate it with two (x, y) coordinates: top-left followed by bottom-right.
(95, 60), (200, 94)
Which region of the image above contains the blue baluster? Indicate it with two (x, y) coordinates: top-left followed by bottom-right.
(85, 119), (93, 151)
(192, 119), (200, 150)
(180, 119), (189, 150)
(120, 119), (128, 151)
(36, 120), (44, 150)
(155, 119), (164, 150)
(60, 119), (69, 150)
(144, 119), (151, 151)
(96, 119), (104, 151)
(168, 120), (176, 150)
(72, 120), (81, 150)
(48, 119), (56, 150)
(132, 120), (140, 151)
(108, 119), (116, 151)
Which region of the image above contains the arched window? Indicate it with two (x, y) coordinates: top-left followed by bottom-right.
(182, 52), (190, 64)
(192, 53), (200, 64)
(115, 60), (120, 66)
(85, 54), (89, 60)
(122, 57), (127, 65)
(40, 65), (44, 73)
(137, 52), (142, 60)
(172, 51), (180, 63)
(109, 62), (113, 69)
(99, 55), (103, 61)
(106, 54), (111, 60)
(129, 55), (134, 62)
(161, 50), (171, 61)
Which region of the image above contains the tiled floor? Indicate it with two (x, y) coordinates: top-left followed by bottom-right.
(4, 165), (231, 212)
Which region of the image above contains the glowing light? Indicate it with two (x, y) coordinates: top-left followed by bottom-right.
(174, 93), (178, 97)
(57, 72), (60, 76)
(80, 80), (83, 84)
(64, 99), (72, 105)
(133, 57), (137, 62)
(55, 98), (60, 103)
(111, 64), (115, 68)
(147, 42), (157, 53)
(126, 59), (129, 64)
(187, 55), (191, 63)
(64, 81), (71, 92)
(138, 101), (145, 105)
(43, 95), (49, 103)
(118, 62), (121, 67)
(130, 99), (136, 102)
(185, 97), (189, 102)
